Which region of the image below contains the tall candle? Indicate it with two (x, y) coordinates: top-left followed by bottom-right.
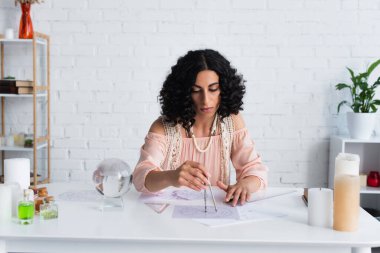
(6, 182), (22, 217)
(0, 184), (12, 222)
(308, 188), (333, 228)
(333, 174), (360, 232)
(4, 158), (30, 190)
(335, 153), (359, 177)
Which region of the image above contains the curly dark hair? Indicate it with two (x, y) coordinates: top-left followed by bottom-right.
(159, 49), (246, 132)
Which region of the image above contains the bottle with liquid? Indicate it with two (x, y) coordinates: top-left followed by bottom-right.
(18, 189), (34, 225)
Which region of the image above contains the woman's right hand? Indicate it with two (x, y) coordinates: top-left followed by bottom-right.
(171, 161), (210, 191)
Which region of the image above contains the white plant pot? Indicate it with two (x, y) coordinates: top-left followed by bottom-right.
(347, 112), (376, 139)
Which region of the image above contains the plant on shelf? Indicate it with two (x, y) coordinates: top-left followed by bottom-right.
(335, 59), (380, 139)
(14, 0), (44, 5)
(336, 59), (380, 113)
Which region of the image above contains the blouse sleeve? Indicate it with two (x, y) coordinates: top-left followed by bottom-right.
(230, 129), (268, 190)
(132, 132), (167, 193)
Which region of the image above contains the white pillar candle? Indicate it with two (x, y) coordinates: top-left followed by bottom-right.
(4, 158), (31, 190)
(335, 153), (360, 177)
(5, 28), (14, 39)
(308, 188), (333, 228)
(6, 182), (22, 217)
(0, 184), (12, 222)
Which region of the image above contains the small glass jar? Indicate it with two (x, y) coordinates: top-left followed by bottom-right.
(24, 134), (33, 148)
(40, 197), (58, 220)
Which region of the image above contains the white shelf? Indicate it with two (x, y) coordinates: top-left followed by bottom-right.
(0, 143), (47, 151)
(0, 38), (47, 46)
(0, 93), (47, 98)
(361, 186), (380, 194)
(332, 135), (380, 144)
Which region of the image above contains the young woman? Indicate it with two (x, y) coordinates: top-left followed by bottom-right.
(133, 49), (268, 206)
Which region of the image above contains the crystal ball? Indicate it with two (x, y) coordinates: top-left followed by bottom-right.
(92, 158), (132, 198)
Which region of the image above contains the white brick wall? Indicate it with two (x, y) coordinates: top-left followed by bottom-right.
(1, 0), (380, 187)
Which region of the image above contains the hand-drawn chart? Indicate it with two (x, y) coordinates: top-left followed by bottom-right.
(139, 188), (204, 202)
(172, 189), (203, 200)
(172, 205), (239, 219)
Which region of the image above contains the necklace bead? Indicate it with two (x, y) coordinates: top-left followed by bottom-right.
(190, 114), (218, 153)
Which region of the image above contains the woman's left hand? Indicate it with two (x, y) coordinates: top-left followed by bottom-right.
(217, 176), (261, 206)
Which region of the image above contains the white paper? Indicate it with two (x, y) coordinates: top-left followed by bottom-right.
(247, 188), (298, 202)
(195, 202), (288, 227)
(4, 158), (30, 190)
(139, 187), (296, 204)
(173, 204), (239, 219)
(139, 188), (204, 203)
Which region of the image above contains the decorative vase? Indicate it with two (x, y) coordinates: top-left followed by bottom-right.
(347, 112), (376, 139)
(19, 3), (34, 39)
(367, 171), (380, 187)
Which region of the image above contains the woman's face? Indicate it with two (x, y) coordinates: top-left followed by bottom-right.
(191, 70), (221, 116)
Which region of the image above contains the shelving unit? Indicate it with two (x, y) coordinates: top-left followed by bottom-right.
(0, 32), (50, 186)
(329, 135), (380, 213)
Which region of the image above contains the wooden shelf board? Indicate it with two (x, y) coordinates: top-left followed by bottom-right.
(0, 143), (47, 151)
(361, 186), (380, 194)
(333, 135), (380, 144)
(0, 93), (47, 98)
(0, 38), (47, 46)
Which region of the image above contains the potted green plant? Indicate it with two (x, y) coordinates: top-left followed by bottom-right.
(336, 59), (380, 139)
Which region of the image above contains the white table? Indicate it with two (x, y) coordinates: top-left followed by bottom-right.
(0, 183), (379, 253)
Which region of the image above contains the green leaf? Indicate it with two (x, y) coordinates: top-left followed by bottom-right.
(337, 100), (349, 113)
(335, 83), (351, 90)
(347, 67), (355, 79)
(373, 99), (380, 105)
(367, 59), (380, 76)
(352, 103), (361, 112)
(370, 104), (377, 112)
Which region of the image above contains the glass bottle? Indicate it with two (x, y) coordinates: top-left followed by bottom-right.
(18, 189), (34, 225)
(40, 196), (58, 220)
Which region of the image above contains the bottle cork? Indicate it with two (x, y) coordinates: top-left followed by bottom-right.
(37, 187), (48, 197)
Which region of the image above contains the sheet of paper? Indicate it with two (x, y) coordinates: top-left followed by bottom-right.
(247, 188), (298, 202)
(195, 204), (287, 227)
(173, 204), (239, 219)
(139, 187), (296, 204)
(139, 188), (204, 203)
(145, 203), (170, 214)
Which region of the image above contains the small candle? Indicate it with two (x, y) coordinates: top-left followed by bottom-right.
(0, 184), (12, 222)
(359, 174), (367, 187)
(308, 188), (333, 228)
(333, 174), (360, 232)
(5, 28), (14, 39)
(335, 153), (360, 177)
(4, 158), (31, 190)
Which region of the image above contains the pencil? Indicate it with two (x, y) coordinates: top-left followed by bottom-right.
(208, 182), (218, 212)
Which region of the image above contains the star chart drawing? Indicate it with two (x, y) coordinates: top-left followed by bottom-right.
(139, 188), (204, 202)
(172, 205), (240, 219)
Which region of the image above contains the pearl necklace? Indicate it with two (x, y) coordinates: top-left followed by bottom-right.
(190, 114), (218, 153)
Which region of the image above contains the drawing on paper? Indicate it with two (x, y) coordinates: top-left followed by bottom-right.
(172, 205), (240, 219)
(171, 189), (203, 200)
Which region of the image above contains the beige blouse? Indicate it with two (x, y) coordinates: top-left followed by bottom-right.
(133, 128), (268, 193)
